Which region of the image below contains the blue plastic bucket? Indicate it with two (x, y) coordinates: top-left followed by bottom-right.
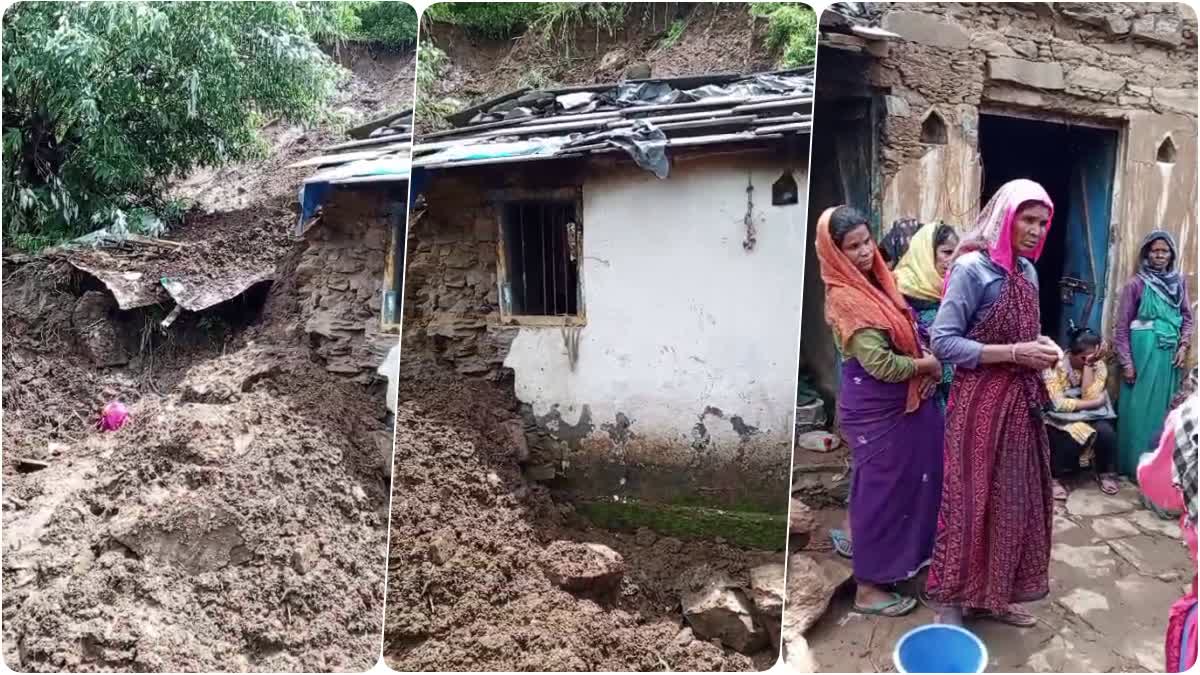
(893, 624), (988, 673)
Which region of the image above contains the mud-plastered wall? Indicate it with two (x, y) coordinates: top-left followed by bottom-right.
(292, 189), (397, 380)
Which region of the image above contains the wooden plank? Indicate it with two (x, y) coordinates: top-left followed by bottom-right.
(732, 97), (814, 113)
(321, 133), (411, 152)
(754, 121), (813, 134)
(346, 109), (412, 140)
(287, 144), (409, 168)
(447, 88), (530, 127)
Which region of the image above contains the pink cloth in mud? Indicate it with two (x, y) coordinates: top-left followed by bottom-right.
(98, 401), (129, 431)
(944, 179), (1054, 294)
(1138, 406), (1197, 672)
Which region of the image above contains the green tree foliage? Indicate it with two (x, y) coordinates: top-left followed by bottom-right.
(424, 2), (542, 40)
(751, 3), (817, 68)
(2, 1), (343, 251)
(301, 1), (418, 48)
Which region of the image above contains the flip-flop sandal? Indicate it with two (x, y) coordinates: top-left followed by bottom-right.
(830, 528), (853, 558)
(967, 607), (1038, 627)
(854, 593), (918, 618)
(1052, 481), (1069, 501)
(1097, 474), (1120, 495)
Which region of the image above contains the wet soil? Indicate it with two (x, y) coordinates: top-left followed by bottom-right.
(2, 43), (410, 673)
(419, 3), (778, 131)
(385, 358), (780, 671)
(169, 44), (415, 214)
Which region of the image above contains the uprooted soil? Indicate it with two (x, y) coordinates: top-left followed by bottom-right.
(2, 41), (407, 673)
(420, 3), (778, 128)
(384, 358), (780, 671)
(170, 44), (415, 214)
(2, 256), (392, 672)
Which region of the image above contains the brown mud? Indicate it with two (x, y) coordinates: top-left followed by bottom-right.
(2, 44), (407, 672)
(420, 3), (778, 126)
(385, 357), (779, 671)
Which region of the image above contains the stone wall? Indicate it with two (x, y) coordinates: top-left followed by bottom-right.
(401, 177), (520, 379)
(847, 2), (1197, 334)
(291, 189), (398, 381)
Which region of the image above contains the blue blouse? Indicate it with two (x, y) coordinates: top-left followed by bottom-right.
(930, 251), (1039, 369)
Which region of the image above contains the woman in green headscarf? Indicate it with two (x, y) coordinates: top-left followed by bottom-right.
(893, 222), (959, 410)
(1115, 230), (1194, 478)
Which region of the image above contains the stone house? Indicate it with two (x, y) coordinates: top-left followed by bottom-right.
(403, 71), (814, 510)
(802, 2), (1198, 399)
(291, 110), (413, 380)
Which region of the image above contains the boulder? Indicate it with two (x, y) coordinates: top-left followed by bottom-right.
(542, 541), (624, 593)
(680, 568), (767, 655)
(789, 498), (817, 550)
(748, 563), (786, 650)
(783, 554), (852, 635)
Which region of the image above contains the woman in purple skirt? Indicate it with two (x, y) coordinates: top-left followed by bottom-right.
(816, 205), (946, 616)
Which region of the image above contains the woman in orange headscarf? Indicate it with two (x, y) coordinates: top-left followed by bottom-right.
(817, 205), (945, 617)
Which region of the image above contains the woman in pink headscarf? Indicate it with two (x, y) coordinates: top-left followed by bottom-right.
(924, 179), (1063, 627)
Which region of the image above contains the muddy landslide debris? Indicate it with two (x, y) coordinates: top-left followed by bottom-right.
(680, 566), (768, 655)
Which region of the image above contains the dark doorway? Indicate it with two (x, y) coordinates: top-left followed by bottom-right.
(979, 114), (1119, 344)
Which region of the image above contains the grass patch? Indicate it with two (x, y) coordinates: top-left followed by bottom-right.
(577, 499), (788, 550)
(750, 2), (817, 68)
(658, 18), (688, 50)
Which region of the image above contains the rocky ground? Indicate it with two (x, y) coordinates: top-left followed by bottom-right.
(785, 479), (1192, 673)
(1, 42), (410, 672)
(385, 357), (784, 671)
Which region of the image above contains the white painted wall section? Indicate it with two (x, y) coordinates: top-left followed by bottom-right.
(503, 154), (808, 458)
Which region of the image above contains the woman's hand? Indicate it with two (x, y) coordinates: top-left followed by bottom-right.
(1123, 364), (1137, 384)
(915, 353), (942, 377)
(1012, 341), (1059, 370)
(1174, 344), (1189, 368)
(918, 377), (938, 400)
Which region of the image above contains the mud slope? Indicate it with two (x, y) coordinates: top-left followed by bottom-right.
(171, 45), (416, 214)
(2, 43), (411, 672)
(423, 3), (778, 115)
(384, 359), (779, 672)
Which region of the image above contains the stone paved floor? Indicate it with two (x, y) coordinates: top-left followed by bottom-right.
(803, 480), (1193, 672)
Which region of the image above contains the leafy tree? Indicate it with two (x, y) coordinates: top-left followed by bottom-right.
(301, 1), (418, 49)
(751, 3), (817, 68)
(2, 1), (342, 251)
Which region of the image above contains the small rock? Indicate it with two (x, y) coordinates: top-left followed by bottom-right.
(428, 503), (441, 518)
(680, 568), (766, 655)
(542, 541), (624, 593)
(625, 61), (651, 80)
(634, 527), (658, 547)
(429, 530), (456, 565)
(292, 536), (320, 575)
(599, 48), (627, 71)
(501, 419), (530, 463)
(673, 626), (694, 646)
(783, 554), (852, 635)
(526, 463), (557, 481)
(789, 498), (816, 550)
(486, 472), (501, 487)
